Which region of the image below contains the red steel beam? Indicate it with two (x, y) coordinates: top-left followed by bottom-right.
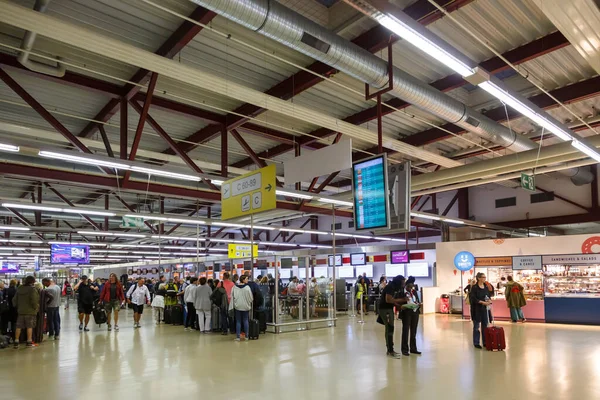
(129, 100), (218, 190)
(175, 0), (476, 157)
(98, 125), (115, 158)
(44, 183), (103, 231)
(230, 130), (267, 168)
(0, 163), (352, 218)
(120, 98), (128, 160)
(78, 6), (218, 138)
(122, 73), (158, 185)
(0, 68), (92, 154)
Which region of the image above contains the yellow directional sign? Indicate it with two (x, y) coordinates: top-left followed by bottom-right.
(221, 164), (277, 220)
(228, 244), (258, 259)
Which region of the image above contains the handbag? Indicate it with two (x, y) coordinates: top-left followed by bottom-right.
(376, 315), (384, 325)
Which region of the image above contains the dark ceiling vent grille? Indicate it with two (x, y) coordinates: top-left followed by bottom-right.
(531, 192), (555, 204)
(495, 197), (516, 208)
(301, 32), (330, 54)
(465, 116), (480, 127)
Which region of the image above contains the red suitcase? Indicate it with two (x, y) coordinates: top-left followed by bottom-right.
(485, 326), (506, 351)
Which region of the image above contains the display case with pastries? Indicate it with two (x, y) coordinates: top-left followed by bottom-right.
(515, 270), (544, 301)
(544, 265), (600, 298)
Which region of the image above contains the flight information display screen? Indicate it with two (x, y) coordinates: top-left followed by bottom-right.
(352, 154), (389, 230)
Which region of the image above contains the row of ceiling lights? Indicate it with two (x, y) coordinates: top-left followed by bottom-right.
(358, 1), (600, 162)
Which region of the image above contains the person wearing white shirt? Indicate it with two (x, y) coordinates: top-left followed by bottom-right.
(126, 278), (151, 329)
(183, 277), (198, 331)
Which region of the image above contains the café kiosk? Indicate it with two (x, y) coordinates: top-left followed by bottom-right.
(462, 255), (545, 321)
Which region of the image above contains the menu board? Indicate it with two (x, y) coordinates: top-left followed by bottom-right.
(390, 250), (409, 264)
(350, 253), (366, 266)
(51, 244), (89, 264)
(352, 154), (390, 230)
(314, 266), (328, 278)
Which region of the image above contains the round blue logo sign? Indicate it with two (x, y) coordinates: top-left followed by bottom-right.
(454, 251), (475, 271)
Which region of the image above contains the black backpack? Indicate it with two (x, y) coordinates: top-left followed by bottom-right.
(211, 287), (225, 307)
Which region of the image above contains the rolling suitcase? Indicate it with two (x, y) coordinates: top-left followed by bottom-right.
(164, 306), (173, 324)
(484, 306), (505, 351)
(248, 308), (259, 340)
(257, 310), (267, 333)
(248, 318), (260, 340)
(212, 305), (221, 332)
(170, 304), (184, 325)
(93, 302), (107, 326)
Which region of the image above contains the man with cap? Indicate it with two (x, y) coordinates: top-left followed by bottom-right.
(74, 275), (98, 332)
(377, 275), (408, 359)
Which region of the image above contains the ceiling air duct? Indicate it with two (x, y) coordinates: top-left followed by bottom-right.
(189, 0), (593, 185)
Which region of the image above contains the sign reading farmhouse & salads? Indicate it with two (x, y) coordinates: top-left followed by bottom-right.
(542, 254), (600, 265)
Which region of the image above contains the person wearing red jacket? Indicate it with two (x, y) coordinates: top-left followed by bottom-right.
(99, 273), (125, 331)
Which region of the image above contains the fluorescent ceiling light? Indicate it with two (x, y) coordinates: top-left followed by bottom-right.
(211, 180), (224, 186)
(411, 212), (441, 221)
(0, 226), (30, 231)
(443, 218), (465, 225)
(0, 247), (26, 251)
(252, 225), (275, 231)
(352, 234), (373, 239)
(478, 81), (573, 141)
(151, 235), (203, 241)
(2, 203), (62, 212)
(310, 231), (330, 235)
(111, 244), (159, 249)
(375, 14), (474, 77)
(572, 140), (600, 162)
(297, 244), (332, 249)
(167, 218), (206, 225)
(280, 228), (306, 234)
(48, 241), (106, 246)
(374, 237), (406, 242)
(125, 214), (168, 221)
(276, 190), (314, 200)
(0, 239), (43, 244)
(131, 166), (201, 182)
(318, 198), (353, 207)
(38, 150), (130, 169)
(0, 143), (20, 152)
(334, 233), (353, 237)
(62, 209), (115, 217)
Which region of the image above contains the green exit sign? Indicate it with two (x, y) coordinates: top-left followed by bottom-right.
(521, 173), (535, 191)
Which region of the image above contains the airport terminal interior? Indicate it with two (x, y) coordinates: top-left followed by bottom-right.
(1, 0), (600, 398)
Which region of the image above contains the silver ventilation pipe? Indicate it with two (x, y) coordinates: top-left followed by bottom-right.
(190, 0), (593, 185)
(18, 0), (65, 77)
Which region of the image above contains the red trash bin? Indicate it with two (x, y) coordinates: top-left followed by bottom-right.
(440, 294), (450, 314)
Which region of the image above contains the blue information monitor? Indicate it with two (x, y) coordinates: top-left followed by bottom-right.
(352, 154), (390, 231)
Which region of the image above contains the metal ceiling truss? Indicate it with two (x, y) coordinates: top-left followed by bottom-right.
(77, 6), (218, 139)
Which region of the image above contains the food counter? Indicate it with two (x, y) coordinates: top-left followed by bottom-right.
(463, 298), (545, 321)
(543, 265), (600, 324)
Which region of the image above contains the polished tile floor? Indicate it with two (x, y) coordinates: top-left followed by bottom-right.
(1, 308), (600, 400)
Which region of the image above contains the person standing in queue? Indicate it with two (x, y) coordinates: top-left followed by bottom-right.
(99, 273), (125, 331)
(400, 277), (422, 356)
(470, 272), (493, 349)
(127, 278), (151, 329)
(41, 278), (62, 340)
(74, 276), (98, 332)
(12, 276), (39, 348)
(378, 275), (408, 359)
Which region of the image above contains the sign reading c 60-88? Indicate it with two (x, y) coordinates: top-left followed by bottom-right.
(221, 164), (277, 220)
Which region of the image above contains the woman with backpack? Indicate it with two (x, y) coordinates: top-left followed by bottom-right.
(505, 276), (527, 323)
(99, 273), (125, 331)
(210, 281), (228, 335)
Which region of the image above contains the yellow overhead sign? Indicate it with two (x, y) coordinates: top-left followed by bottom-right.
(228, 244), (258, 259)
(221, 164), (277, 220)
